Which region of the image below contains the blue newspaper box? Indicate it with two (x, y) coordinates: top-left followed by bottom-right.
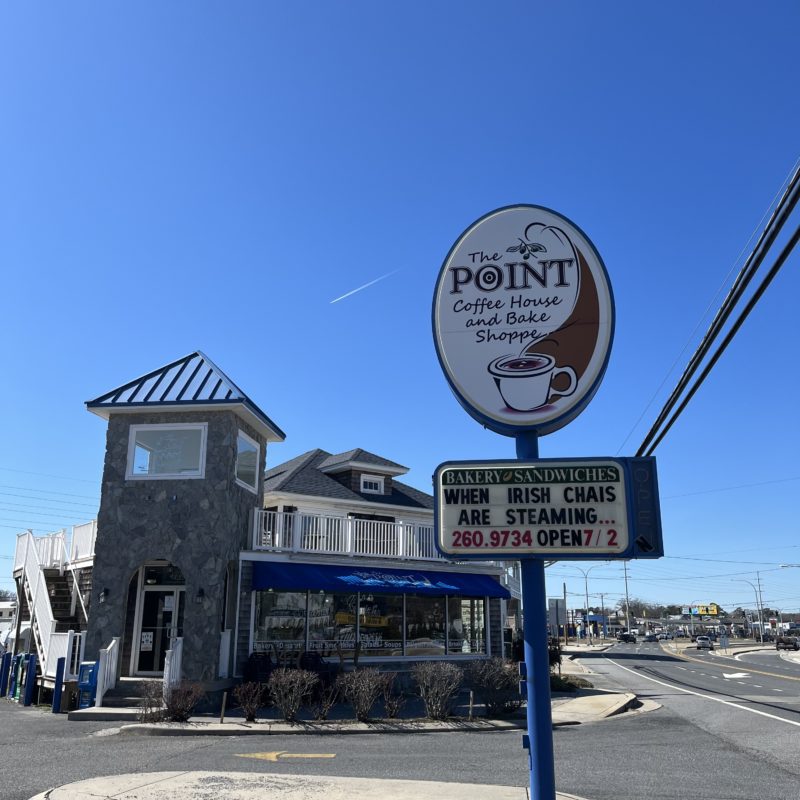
(77, 662), (98, 709)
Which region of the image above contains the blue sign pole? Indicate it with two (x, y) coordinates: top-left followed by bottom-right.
(517, 431), (556, 800)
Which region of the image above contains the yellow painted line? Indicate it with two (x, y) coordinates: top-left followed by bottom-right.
(664, 645), (800, 683)
(235, 751), (336, 762)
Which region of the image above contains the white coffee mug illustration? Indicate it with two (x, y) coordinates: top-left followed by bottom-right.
(488, 353), (577, 412)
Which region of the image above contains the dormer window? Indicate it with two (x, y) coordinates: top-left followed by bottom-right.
(235, 430), (259, 493)
(360, 474), (384, 494)
(126, 423), (207, 480)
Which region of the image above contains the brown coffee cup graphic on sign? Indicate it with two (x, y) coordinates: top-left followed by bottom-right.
(487, 222), (598, 413)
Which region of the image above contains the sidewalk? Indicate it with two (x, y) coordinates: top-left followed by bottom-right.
(29, 771), (590, 800)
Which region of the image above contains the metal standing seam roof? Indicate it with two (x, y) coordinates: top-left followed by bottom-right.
(85, 351), (286, 442)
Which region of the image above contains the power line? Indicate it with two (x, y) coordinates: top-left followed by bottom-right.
(663, 475), (800, 500)
(0, 494), (98, 511)
(0, 466), (100, 485)
(0, 484), (99, 501)
(637, 163), (800, 456)
(0, 516), (87, 528)
(643, 222), (800, 454)
(0, 507), (94, 521)
(615, 156), (800, 455)
(663, 556), (792, 566)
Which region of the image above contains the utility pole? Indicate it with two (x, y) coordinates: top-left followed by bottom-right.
(599, 592), (607, 640)
(583, 575), (592, 644)
(563, 582), (568, 646)
(623, 561), (631, 632)
(756, 571), (766, 642)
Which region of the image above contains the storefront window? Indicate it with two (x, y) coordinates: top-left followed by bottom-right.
(358, 594), (404, 656)
(253, 591), (306, 660)
(406, 594), (447, 656)
(307, 591), (358, 658)
(447, 597), (486, 654)
(251, 589), (488, 660)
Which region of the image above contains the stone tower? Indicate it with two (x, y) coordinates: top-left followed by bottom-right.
(84, 352), (284, 685)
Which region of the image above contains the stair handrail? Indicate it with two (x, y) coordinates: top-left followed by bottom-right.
(19, 529), (57, 676)
(57, 536), (89, 625)
(94, 636), (120, 708)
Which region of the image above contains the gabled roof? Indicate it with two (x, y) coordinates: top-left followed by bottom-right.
(318, 448), (408, 476)
(86, 351), (285, 442)
(264, 449), (432, 511)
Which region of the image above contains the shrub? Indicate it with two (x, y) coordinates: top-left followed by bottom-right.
(381, 672), (405, 719)
(309, 681), (340, 721)
(138, 681), (167, 723)
(267, 668), (319, 722)
(466, 657), (523, 717)
(233, 681), (267, 722)
(336, 668), (384, 722)
(163, 681), (205, 722)
(412, 662), (462, 721)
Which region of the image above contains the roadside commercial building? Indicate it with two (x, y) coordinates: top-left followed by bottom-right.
(11, 352), (518, 702)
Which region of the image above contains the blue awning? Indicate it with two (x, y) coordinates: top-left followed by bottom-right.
(251, 561), (510, 599)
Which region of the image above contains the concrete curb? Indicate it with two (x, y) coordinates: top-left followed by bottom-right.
(116, 717), (528, 736)
(106, 688), (640, 737)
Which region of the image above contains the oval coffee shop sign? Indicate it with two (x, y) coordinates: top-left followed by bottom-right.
(433, 205), (614, 437)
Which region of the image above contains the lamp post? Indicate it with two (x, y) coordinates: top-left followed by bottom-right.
(569, 564), (607, 645)
(779, 566), (800, 631)
(734, 579), (764, 643)
(623, 561), (632, 633)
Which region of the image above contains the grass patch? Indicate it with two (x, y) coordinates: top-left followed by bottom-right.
(550, 675), (593, 692)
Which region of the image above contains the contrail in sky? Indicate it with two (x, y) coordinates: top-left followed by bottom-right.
(330, 270), (399, 304)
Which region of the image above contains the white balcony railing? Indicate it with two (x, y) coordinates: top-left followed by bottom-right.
(70, 520), (97, 563)
(253, 509), (443, 561)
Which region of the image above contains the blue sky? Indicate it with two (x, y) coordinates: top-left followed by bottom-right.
(2, 3), (799, 614)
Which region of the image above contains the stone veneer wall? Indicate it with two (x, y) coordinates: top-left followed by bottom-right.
(84, 409), (267, 683)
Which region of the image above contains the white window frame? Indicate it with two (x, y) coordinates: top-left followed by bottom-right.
(235, 429), (260, 494)
(360, 474), (384, 494)
(126, 423), (208, 480)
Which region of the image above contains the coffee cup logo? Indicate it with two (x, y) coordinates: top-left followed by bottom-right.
(433, 205), (614, 437)
(488, 354), (577, 412)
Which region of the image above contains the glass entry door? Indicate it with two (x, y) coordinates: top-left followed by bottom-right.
(135, 588), (185, 674)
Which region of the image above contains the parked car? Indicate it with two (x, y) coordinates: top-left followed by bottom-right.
(696, 635), (714, 650)
(776, 635), (800, 651)
(643, 633), (658, 642)
(617, 632), (637, 644)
